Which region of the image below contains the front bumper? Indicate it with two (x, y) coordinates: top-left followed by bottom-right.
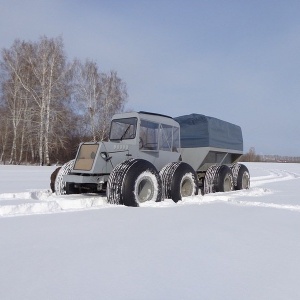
(63, 174), (107, 184)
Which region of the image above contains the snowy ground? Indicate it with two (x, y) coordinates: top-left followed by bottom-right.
(0, 162), (300, 299)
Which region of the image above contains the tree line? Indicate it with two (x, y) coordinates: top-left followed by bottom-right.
(0, 36), (127, 165)
(240, 147), (300, 163)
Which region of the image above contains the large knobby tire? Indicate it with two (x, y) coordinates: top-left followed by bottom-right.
(54, 160), (75, 195)
(50, 167), (61, 193)
(160, 162), (199, 203)
(231, 163), (250, 190)
(106, 159), (163, 207)
(204, 165), (234, 194)
(203, 165), (219, 194)
(215, 165), (234, 192)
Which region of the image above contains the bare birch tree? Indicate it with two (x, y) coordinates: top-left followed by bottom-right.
(1, 37), (71, 165)
(73, 59), (102, 141)
(73, 60), (127, 141)
(3, 75), (24, 163)
(0, 104), (10, 163)
(0, 40), (30, 164)
(98, 70), (127, 140)
(0, 36), (128, 165)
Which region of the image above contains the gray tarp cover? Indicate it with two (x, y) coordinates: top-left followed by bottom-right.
(174, 114), (243, 151)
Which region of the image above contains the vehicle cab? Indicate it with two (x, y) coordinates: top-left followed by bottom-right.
(109, 111), (181, 170)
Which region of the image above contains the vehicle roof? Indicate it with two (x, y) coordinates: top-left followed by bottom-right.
(112, 111), (179, 127)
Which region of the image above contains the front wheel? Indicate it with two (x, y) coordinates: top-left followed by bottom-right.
(106, 159), (163, 207)
(54, 160), (75, 195)
(50, 167), (61, 193)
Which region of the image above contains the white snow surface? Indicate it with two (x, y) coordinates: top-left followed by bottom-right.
(0, 162), (300, 299)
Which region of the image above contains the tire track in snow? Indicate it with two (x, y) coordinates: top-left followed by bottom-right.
(251, 169), (299, 187)
(200, 187), (300, 212)
(0, 167), (299, 217)
(0, 191), (109, 217)
(228, 199), (300, 212)
(197, 167), (300, 212)
(174, 167), (300, 212)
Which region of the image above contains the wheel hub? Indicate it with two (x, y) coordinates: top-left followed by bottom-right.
(181, 177), (194, 197)
(242, 172), (250, 189)
(223, 175), (233, 192)
(137, 177), (154, 202)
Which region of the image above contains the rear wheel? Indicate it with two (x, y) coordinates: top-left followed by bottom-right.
(106, 159), (162, 207)
(204, 165), (234, 194)
(231, 163), (250, 190)
(215, 165), (234, 192)
(160, 162), (199, 202)
(203, 165), (219, 194)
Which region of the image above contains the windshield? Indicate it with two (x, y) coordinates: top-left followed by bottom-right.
(74, 144), (99, 171)
(109, 117), (137, 141)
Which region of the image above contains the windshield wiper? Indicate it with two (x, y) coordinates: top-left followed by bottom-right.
(120, 124), (131, 141)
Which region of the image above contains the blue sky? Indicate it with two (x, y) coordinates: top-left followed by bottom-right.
(1, 0), (300, 156)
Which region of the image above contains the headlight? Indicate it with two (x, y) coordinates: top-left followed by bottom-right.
(100, 152), (108, 160)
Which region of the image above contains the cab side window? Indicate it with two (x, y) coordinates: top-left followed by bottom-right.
(140, 120), (159, 150)
(159, 124), (173, 151)
(159, 124), (180, 152)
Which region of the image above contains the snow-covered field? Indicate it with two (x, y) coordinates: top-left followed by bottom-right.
(0, 162), (300, 299)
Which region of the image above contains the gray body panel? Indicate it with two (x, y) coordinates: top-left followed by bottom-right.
(180, 147), (243, 172)
(64, 111), (244, 187)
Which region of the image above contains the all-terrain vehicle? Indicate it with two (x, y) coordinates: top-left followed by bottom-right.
(52, 111), (250, 206)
